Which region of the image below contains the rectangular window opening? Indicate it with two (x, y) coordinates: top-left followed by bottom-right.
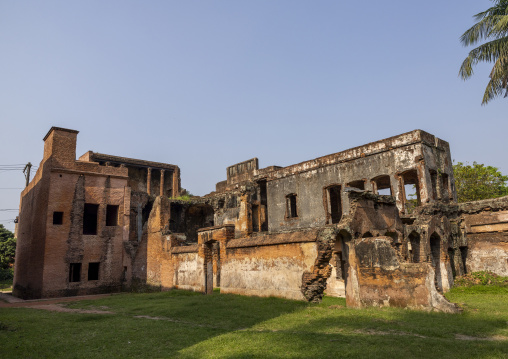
(69, 263), (81, 282)
(88, 262), (100, 281)
(373, 176), (392, 196)
(327, 186), (342, 224)
(106, 205), (119, 226)
(441, 173), (450, 201)
(286, 194), (298, 218)
(83, 203), (99, 235)
(401, 170), (421, 213)
(53, 211), (63, 225)
(347, 180), (365, 190)
(430, 170), (438, 200)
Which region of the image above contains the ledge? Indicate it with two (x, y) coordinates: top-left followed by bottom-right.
(227, 229), (318, 249)
(171, 244), (199, 254)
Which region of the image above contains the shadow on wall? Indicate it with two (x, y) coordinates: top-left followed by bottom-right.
(169, 203), (215, 242)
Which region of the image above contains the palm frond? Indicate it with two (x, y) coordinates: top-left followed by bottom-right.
(460, 16), (503, 45)
(459, 37), (508, 79)
(481, 56), (508, 104)
(460, 0), (508, 104)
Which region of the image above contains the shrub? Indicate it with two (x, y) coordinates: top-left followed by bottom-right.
(454, 271), (508, 287)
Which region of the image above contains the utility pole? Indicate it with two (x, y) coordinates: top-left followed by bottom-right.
(23, 162), (32, 188)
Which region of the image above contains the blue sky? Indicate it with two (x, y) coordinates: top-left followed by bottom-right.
(0, 0), (506, 231)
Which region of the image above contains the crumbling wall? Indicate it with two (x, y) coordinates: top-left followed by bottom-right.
(220, 230), (318, 300)
(458, 196), (508, 276)
(263, 130), (453, 233)
(346, 237), (459, 313)
(302, 192), (404, 302)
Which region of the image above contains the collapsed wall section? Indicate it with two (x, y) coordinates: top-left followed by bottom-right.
(346, 237), (459, 313)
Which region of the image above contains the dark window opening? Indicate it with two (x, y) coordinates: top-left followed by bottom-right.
(430, 234), (441, 292)
(347, 180), (365, 190)
(333, 231), (351, 280)
(327, 185), (342, 224)
(373, 175), (392, 196)
(286, 194), (298, 218)
(334, 252), (345, 280)
(441, 173), (450, 201)
(122, 266), (128, 282)
(83, 203), (99, 235)
(259, 180), (269, 231)
(106, 205), (119, 226)
(430, 170), (438, 200)
(252, 204), (260, 232)
(69, 263), (81, 282)
(218, 199), (225, 208)
(460, 246), (468, 274)
(53, 211), (63, 225)
(409, 232), (420, 263)
(448, 248), (456, 277)
(401, 170), (421, 214)
(88, 262), (100, 281)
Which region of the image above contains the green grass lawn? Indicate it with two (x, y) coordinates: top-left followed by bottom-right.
(1, 286), (507, 358)
(0, 279), (13, 291)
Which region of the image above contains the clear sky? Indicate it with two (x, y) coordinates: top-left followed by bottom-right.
(0, 0), (506, 231)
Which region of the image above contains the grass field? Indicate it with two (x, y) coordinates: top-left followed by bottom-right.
(0, 286), (507, 358)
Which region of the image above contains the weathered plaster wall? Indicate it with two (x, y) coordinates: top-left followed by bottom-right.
(221, 232), (318, 300)
(462, 208), (508, 276)
(346, 237), (458, 312)
(266, 144), (427, 232)
(173, 252), (202, 291)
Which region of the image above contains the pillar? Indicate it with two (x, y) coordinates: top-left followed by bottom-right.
(160, 170), (165, 197)
(147, 167), (152, 195)
(172, 167), (180, 197)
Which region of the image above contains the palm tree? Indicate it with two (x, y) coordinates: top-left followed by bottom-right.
(459, 0), (508, 105)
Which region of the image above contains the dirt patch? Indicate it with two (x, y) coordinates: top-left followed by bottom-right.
(0, 293), (112, 308)
(27, 304), (114, 314)
(353, 329), (427, 338)
(455, 334), (508, 341)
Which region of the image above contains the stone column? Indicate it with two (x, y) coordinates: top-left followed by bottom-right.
(160, 170), (165, 197)
(172, 167), (180, 197)
(396, 175), (405, 214)
(147, 167), (152, 195)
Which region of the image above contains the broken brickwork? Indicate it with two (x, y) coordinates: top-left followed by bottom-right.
(13, 127), (508, 312)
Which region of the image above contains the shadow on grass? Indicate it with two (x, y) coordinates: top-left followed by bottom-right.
(1, 288), (507, 358)
(0, 289), (311, 358)
(175, 291), (508, 359)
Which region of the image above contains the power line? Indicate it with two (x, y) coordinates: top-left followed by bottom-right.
(0, 188), (23, 190)
(0, 209), (18, 211)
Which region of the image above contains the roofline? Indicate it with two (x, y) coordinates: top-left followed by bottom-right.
(43, 127), (79, 141)
(86, 152), (178, 171)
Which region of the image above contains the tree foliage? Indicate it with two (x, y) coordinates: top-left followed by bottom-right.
(0, 224), (16, 280)
(453, 161), (508, 202)
(459, 0), (508, 105)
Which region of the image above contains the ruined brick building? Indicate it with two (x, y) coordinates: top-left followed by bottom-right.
(13, 127), (508, 312)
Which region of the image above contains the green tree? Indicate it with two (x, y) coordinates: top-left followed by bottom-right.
(459, 0), (508, 105)
(453, 162), (508, 202)
(0, 224), (16, 280)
